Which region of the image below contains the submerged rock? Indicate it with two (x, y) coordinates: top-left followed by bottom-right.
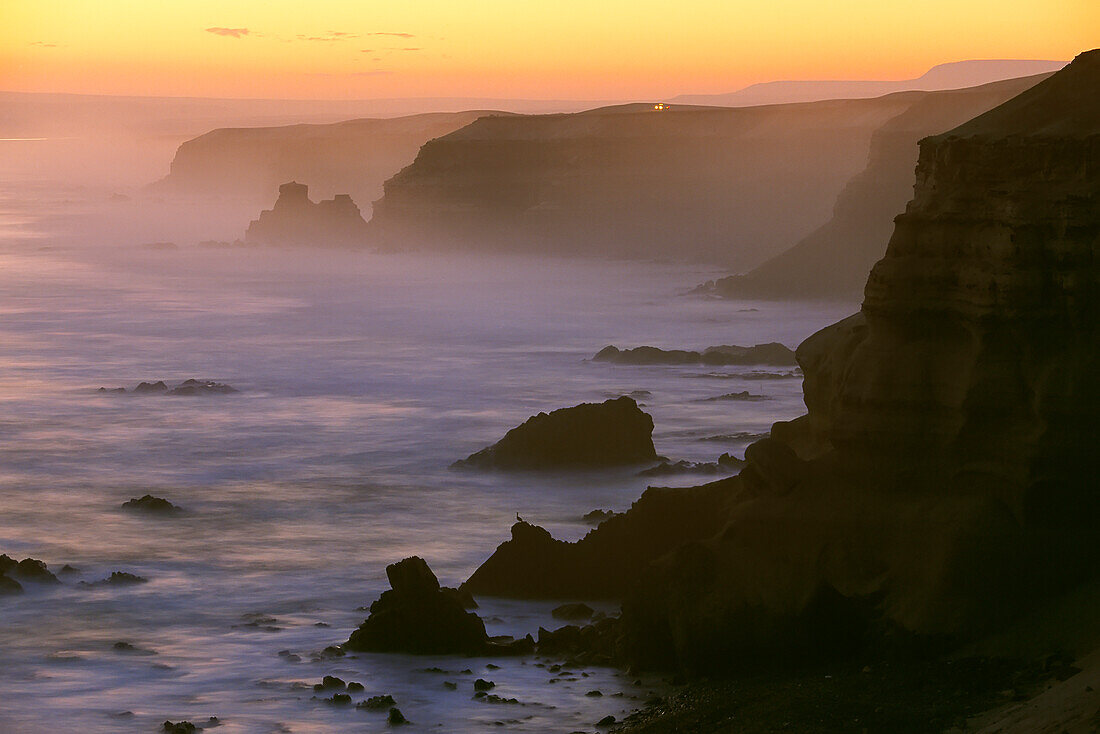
(453, 396), (657, 470)
(593, 343), (797, 366)
(0, 574), (23, 595)
(345, 557), (491, 655)
(358, 694), (396, 710)
(99, 379), (237, 396)
(121, 495), (181, 514)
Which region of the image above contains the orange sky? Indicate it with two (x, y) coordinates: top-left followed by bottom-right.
(1, 0), (1095, 100)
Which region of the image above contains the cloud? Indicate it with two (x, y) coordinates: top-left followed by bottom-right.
(206, 27), (250, 38)
(296, 30), (359, 42)
(29, 41), (58, 47)
(365, 32), (415, 38)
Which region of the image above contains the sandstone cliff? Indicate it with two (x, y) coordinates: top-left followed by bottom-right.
(245, 182), (369, 246)
(153, 111), (504, 212)
(467, 50), (1100, 672)
(366, 96), (927, 269)
(706, 73), (1053, 299)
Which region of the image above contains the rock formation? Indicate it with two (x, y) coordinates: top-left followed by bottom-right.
(345, 557), (491, 655)
(453, 396), (658, 470)
(465, 50), (1100, 672)
(701, 72), (1054, 299)
(244, 182), (369, 247)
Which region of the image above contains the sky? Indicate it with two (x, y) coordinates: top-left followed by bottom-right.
(1, 0), (1096, 100)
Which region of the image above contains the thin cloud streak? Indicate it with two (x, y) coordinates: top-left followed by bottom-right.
(205, 27), (250, 38)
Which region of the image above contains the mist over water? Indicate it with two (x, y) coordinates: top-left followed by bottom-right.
(0, 188), (855, 732)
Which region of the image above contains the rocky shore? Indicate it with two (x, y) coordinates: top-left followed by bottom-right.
(338, 50), (1100, 731)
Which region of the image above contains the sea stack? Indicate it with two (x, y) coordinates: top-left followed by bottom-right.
(245, 182), (370, 247)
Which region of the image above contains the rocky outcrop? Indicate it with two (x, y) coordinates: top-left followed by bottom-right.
(245, 182), (369, 247)
(121, 495), (181, 514)
(702, 72), (1054, 299)
(99, 379), (237, 396)
(345, 557), (491, 655)
(594, 343), (796, 366)
(366, 95), (926, 268)
(453, 396), (658, 470)
(464, 477), (738, 598)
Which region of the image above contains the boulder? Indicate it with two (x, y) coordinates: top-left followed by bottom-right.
(121, 495), (181, 514)
(345, 557), (491, 655)
(453, 396), (657, 470)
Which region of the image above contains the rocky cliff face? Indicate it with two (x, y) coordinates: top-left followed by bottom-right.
(366, 96), (924, 269)
(245, 182), (370, 246)
(708, 73), (1053, 299)
(153, 111), (500, 212)
(466, 50), (1100, 673)
(624, 50), (1100, 670)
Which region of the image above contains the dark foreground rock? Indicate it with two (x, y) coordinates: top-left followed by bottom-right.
(346, 557), (522, 655)
(593, 343), (796, 366)
(464, 478), (736, 599)
(453, 396), (657, 470)
(638, 454), (743, 477)
(121, 495), (181, 514)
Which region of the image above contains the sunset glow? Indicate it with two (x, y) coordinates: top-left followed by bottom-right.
(2, 0), (1094, 99)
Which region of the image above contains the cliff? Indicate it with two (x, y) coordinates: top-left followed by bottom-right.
(366, 95), (927, 269)
(244, 182), (369, 246)
(706, 73), (1053, 300)
(467, 50), (1100, 672)
(152, 111), (504, 212)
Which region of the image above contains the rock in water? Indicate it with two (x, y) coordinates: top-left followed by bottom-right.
(345, 557), (490, 655)
(453, 396), (657, 470)
(245, 181), (369, 247)
(121, 495), (181, 514)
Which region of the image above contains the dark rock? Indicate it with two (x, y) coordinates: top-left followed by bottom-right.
(59, 564), (80, 575)
(314, 675), (345, 691)
(552, 603), (595, 621)
(328, 693), (352, 706)
(443, 681), (457, 690)
(697, 391), (767, 401)
(162, 722), (198, 734)
(597, 715), (616, 726)
(358, 694), (396, 710)
(465, 478), (735, 599)
(593, 343), (796, 366)
(441, 585), (478, 609)
(168, 379), (238, 396)
(96, 571), (148, 586)
(454, 396), (657, 470)
(121, 494), (181, 514)
(245, 182), (370, 247)
(0, 574), (23, 595)
(347, 681), (364, 692)
(5, 557), (60, 584)
(135, 381), (169, 394)
(473, 679), (495, 691)
(586, 690), (603, 697)
(345, 557), (490, 655)
(582, 509), (619, 525)
(387, 707), (408, 725)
